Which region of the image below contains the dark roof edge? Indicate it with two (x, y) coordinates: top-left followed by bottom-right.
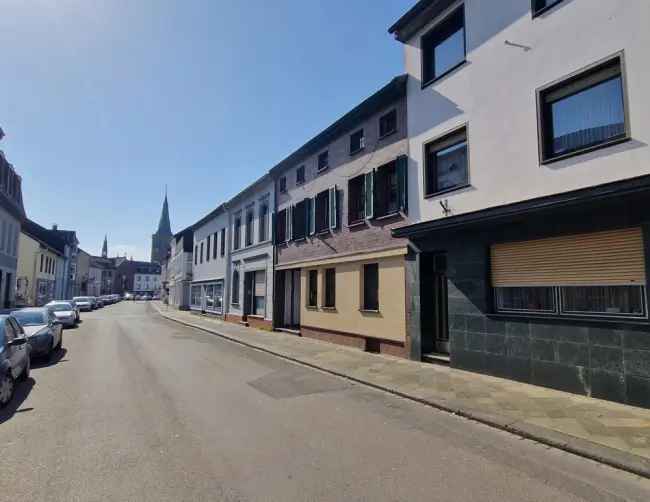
(21, 218), (66, 255)
(392, 175), (650, 239)
(388, 0), (456, 43)
(269, 75), (407, 177)
(173, 224), (195, 240)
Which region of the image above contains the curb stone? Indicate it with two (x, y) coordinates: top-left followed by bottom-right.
(152, 304), (650, 480)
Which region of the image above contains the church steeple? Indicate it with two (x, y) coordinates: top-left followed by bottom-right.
(151, 188), (173, 263)
(102, 235), (108, 258)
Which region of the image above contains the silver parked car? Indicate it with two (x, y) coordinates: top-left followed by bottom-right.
(0, 314), (30, 408)
(46, 301), (77, 328)
(12, 308), (63, 360)
(73, 296), (93, 312)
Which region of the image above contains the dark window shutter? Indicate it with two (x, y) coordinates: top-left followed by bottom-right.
(329, 186), (338, 230)
(308, 198), (315, 236)
(396, 155), (408, 214)
(364, 171), (374, 219)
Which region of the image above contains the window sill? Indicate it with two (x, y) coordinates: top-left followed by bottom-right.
(378, 129), (397, 141)
(359, 308), (380, 314)
(317, 166), (329, 174)
(424, 184), (470, 200)
(349, 147), (365, 156)
(321, 306), (337, 311)
(540, 135), (630, 165)
(421, 60), (468, 90)
(247, 314), (264, 319)
(374, 212), (402, 221)
(306, 305), (318, 310)
(347, 219), (367, 228)
(315, 230), (331, 236)
(488, 312), (650, 327)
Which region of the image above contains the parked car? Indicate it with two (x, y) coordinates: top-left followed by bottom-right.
(72, 296), (93, 312)
(142, 294), (152, 301)
(95, 297), (104, 308)
(66, 299), (81, 321)
(12, 308), (63, 360)
(45, 301), (77, 328)
(123, 292), (133, 301)
(0, 315), (30, 408)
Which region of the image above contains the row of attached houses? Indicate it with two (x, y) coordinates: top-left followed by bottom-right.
(169, 0), (650, 409)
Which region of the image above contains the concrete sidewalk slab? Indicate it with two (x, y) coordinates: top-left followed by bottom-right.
(152, 302), (650, 479)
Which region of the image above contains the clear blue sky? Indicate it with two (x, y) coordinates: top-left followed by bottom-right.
(0, 0), (412, 260)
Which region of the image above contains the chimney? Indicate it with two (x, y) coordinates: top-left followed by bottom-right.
(52, 224), (58, 231)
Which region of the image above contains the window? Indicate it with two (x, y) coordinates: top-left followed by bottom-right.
(292, 199), (308, 240)
(379, 109), (397, 138)
(206, 235), (211, 262)
(425, 126), (468, 196)
(275, 208), (287, 243)
(220, 228), (226, 256)
(200, 242), (204, 264)
(308, 270), (318, 307)
(245, 207), (254, 246)
(213, 232), (218, 259)
(496, 287), (556, 313)
(421, 6), (465, 85)
(231, 269), (240, 305)
(362, 263), (379, 311)
(314, 189), (330, 233)
(204, 284), (214, 311)
(348, 174), (366, 224)
(324, 268), (336, 308)
(194, 245), (198, 265)
(233, 214), (242, 250)
(40, 254), (44, 273)
(374, 161), (399, 218)
(317, 151), (329, 172)
(259, 200), (269, 242)
(214, 281), (224, 312)
(538, 56), (627, 163)
(492, 228), (647, 318)
(350, 129), (364, 154)
(253, 270), (266, 316)
(279, 176), (287, 193)
(532, 0), (565, 16)
(190, 285), (202, 308)
(296, 165), (305, 185)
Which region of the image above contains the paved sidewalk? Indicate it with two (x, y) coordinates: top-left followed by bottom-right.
(152, 302), (650, 478)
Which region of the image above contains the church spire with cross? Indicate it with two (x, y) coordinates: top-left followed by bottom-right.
(102, 234), (108, 258)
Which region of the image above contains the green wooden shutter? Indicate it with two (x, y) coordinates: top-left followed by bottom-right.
(364, 171), (374, 219)
(396, 155), (408, 214)
(286, 206), (292, 242)
(329, 186), (338, 230)
(308, 198), (315, 236)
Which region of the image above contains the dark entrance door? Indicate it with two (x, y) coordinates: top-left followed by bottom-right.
(421, 253), (449, 355)
(243, 271), (254, 318)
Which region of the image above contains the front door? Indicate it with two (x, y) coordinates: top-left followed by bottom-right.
(421, 252), (449, 355)
(282, 269), (300, 328)
(4, 272), (11, 309)
(432, 254), (449, 354)
(243, 271), (254, 317)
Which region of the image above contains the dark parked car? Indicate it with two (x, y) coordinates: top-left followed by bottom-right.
(12, 308), (63, 360)
(0, 315), (30, 408)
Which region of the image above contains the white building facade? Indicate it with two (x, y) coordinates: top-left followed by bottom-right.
(190, 205), (230, 315)
(389, 0), (650, 407)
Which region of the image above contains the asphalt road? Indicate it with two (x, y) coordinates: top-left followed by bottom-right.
(1, 302), (649, 501)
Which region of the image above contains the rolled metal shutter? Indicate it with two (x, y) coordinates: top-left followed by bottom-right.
(491, 227), (646, 287)
(254, 270), (266, 297)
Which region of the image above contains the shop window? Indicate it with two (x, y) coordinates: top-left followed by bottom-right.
(190, 285), (202, 308)
(491, 228), (647, 319)
(362, 263), (379, 311)
(308, 270), (318, 308)
(538, 55), (627, 162)
(253, 270), (266, 316)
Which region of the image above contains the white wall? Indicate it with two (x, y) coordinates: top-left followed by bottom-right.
(193, 209), (230, 284)
(403, 0), (650, 223)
